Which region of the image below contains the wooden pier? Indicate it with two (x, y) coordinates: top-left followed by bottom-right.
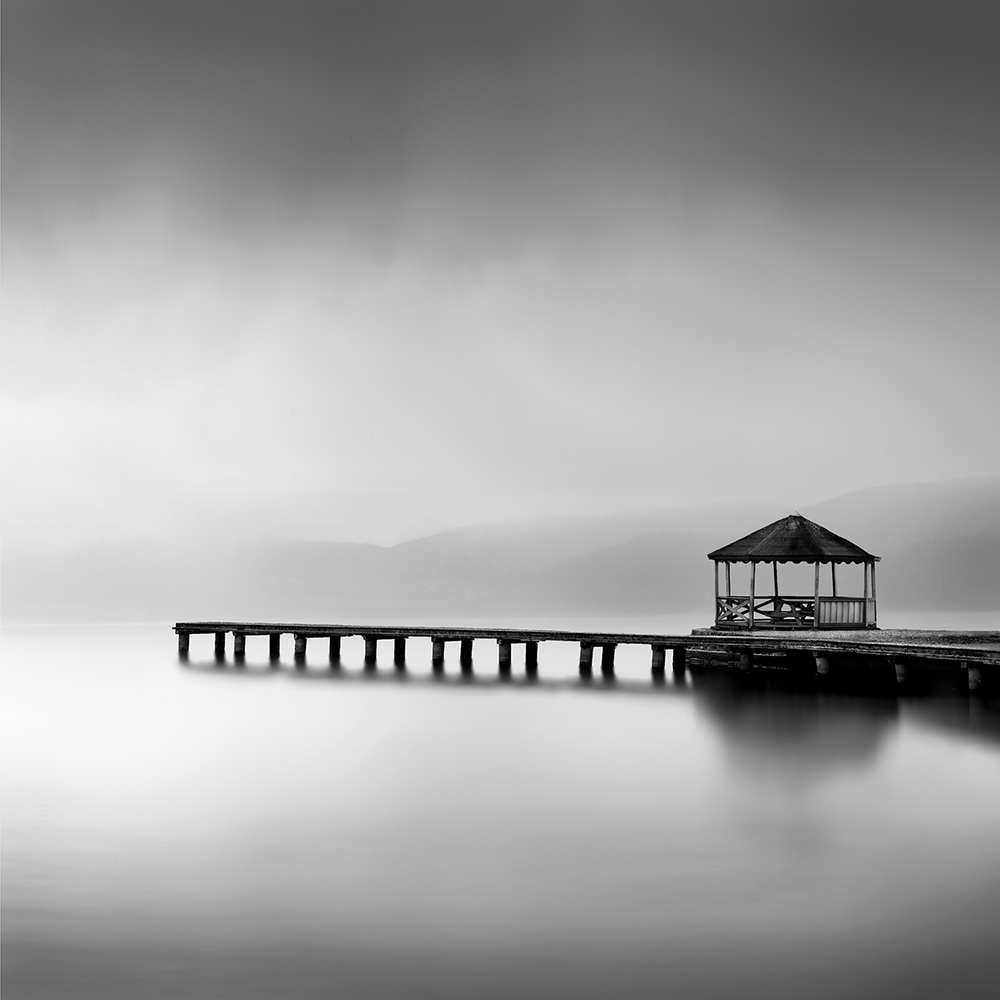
(174, 622), (1000, 694)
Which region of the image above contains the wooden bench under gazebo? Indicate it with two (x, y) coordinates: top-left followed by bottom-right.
(708, 514), (879, 630)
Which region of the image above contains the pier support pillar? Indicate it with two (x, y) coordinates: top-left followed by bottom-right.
(498, 639), (512, 678)
(329, 636), (341, 666)
(294, 635), (307, 667)
(177, 632), (190, 661)
(364, 636), (378, 667)
(672, 647), (687, 684)
(431, 638), (445, 674)
(233, 633), (246, 665)
(739, 651), (753, 671)
(393, 637), (406, 669)
(214, 632), (226, 663)
(815, 655), (831, 676)
(579, 643), (594, 679)
(894, 661), (907, 686)
(460, 639), (474, 675)
(525, 642), (539, 679)
(601, 644), (617, 680)
(966, 663), (982, 694)
(651, 645), (666, 681)
(269, 634), (281, 664)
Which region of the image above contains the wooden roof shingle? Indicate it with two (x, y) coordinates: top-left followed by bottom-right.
(707, 514), (879, 564)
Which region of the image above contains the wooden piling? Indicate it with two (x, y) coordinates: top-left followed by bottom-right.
(894, 661), (907, 686)
(651, 645), (666, 680)
(672, 646), (687, 683)
(269, 633), (281, 663)
(967, 663), (982, 693)
(233, 633), (246, 664)
(739, 651), (753, 671)
(393, 636), (406, 669)
(364, 636), (378, 665)
(579, 642), (594, 679)
(815, 655), (831, 676)
(431, 637), (445, 673)
(525, 641), (539, 678)
(601, 643), (616, 679)
(329, 635), (341, 665)
(498, 639), (512, 677)
(177, 632), (190, 660)
(460, 639), (474, 671)
(294, 635), (307, 667)
(214, 631), (226, 662)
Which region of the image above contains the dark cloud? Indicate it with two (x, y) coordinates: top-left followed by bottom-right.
(6, 0), (999, 250)
(3, 2), (998, 546)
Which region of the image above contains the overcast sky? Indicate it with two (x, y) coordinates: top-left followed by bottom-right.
(4, 0), (999, 547)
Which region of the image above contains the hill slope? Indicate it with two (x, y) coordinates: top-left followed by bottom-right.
(3, 478), (997, 621)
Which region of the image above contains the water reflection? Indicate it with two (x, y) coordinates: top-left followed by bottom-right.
(904, 696), (1000, 748)
(6, 627), (1000, 1000)
(179, 653), (697, 702)
(180, 652), (1000, 754)
(695, 682), (896, 781)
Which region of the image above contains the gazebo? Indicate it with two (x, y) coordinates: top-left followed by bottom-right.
(707, 514), (879, 630)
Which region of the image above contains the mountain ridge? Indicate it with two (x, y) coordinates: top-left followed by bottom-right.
(3, 476), (997, 622)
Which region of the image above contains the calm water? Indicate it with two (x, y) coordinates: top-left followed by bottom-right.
(3, 621), (999, 1000)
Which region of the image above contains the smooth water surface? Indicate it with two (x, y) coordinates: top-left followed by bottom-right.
(3, 624), (999, 999)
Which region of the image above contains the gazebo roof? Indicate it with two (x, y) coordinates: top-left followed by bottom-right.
(707, 514), (879, 564)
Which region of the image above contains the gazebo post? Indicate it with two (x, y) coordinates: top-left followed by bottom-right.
(813, 562), (821, 628)
(831, 563), (838, 598)
(714, 561), (720, 624)
(863, 560), (870, 624)
(749, 561), (756, 629)
(772, 561), (779, 596)
(725, 561), (731, 596)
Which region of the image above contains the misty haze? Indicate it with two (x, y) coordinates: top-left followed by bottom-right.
(3, 3), (998, 1000)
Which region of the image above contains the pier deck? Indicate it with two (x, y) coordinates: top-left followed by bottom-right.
(174, 622), (1000, 691)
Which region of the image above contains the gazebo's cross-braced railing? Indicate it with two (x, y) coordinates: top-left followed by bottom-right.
(716, 595), (818, 629)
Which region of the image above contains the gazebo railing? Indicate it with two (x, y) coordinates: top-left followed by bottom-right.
(817, 597), (876, 627)
(716, 595), (817, 629)
(716, 595), (876, 629)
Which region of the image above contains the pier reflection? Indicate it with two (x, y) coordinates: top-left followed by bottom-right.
(179, 652), (999, 754)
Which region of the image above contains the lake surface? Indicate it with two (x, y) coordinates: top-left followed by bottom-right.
(3, 621), (999, 999)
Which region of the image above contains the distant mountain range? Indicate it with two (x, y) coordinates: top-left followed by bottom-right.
(3, 476), (998, 623)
